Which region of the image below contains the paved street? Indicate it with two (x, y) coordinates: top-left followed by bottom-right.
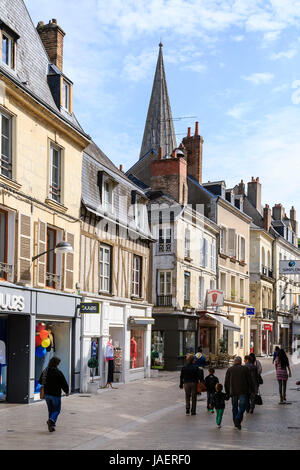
(0, 357), (299, 450)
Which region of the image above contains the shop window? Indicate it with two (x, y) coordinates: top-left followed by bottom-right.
(132, 255), (142, 297)
(34, 320), (71, 397)
(151, 331), (164, 369)
(90, 338), (99, 377)
(100, 244), (111, 293)
(0, 317), (7, 401)
(130, 329), (144, 369)
(49, 143), (62, 203)
(0, 110), (12, 179)
(179, 331), (196, 356)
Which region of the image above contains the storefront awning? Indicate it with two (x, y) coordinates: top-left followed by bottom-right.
(205, 313), (240, 332)
(129, 316), (155, 326)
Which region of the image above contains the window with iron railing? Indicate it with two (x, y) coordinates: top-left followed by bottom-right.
(158, 228), (172, 254)
(45, 227), (61, 289)
(157, 271), (172, 306)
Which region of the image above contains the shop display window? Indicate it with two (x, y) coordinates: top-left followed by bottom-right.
(0, 317), (7, 401)
(130, 329), (144, 369)
(151, 331), (164, 369)
(179, 331), (196, 357)
(90, 338), (99, 377)
(34, 320), (71, 396)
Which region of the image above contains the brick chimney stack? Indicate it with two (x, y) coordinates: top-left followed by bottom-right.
(263, 204), (271, 232)
(272, 203), (284, 221)
(290, 206), (298, 242)
(182, 121), (203, 184)
(247, 176), (262, 214)
(150, 152), (187, 205)
(37, 19), (66, 71)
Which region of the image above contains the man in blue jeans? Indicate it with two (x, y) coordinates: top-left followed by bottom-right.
(225, 356), (254, 430)
(39, 356), (69, 432)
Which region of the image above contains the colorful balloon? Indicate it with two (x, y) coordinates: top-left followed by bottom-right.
(35, 334), (42, 347)
(41, 338), (50, 348)
(36, 346), (46, 358)
(39, 329), (49, 340)
(36, 322), (46, 332)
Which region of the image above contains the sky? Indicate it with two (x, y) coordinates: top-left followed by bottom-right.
(25, 0), (300, 216)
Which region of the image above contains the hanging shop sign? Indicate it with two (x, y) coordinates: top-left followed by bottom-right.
(0, 294), (25, 312)
(264, 324), (272, 331)
(206, 290), (224, 308)
(279, 260), (300, 275)
(80, 302), (101, 314)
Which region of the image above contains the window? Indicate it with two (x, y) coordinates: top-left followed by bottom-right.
(46, 227), (56, 288)
(228, 228), (236, 257)
(220, 227), (227, 254)
(159, 271), (172, 295)
(132, 255), (142, 297)
(0, 111), (12, 179)
(231, 276), (236, 301)
(1, 33), (14, 69)
(185, 229), (190, 258)
(100, 245), (111, 292)
(240, 237), (246, 261)
(130, 329), (144, 369)
(240, 278), (244, 302)
(158, 227), (172, 253)
(49, 144), (62, 203)
(103, 180), (113, 213)
(0, 209), (7, 279)
(200, 237), (208, 267)
(184, 271), (190, 305)
(179, 331), (196, 356)
(220, 272), (226, 296)
(210, 241), (216, 270)
(210, 279), (216, 290)
(62, 80), (70, 111)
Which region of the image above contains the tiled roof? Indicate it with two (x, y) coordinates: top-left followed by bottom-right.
(0, 0), (88, 137)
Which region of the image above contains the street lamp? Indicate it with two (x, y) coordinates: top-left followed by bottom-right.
(32, 241), (73, 262)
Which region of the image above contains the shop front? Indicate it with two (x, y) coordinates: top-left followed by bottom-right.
(0, 283), (81, 404)
(262, 323), (273, 356)
(151, 313), (198, 371)
(292, 320), (300, 354)
(80, 298), (153, 392)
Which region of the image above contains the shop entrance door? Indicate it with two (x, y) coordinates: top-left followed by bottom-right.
(7, 315), (30, 403)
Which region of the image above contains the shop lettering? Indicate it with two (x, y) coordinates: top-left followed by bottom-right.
(0, 294), (25, 312)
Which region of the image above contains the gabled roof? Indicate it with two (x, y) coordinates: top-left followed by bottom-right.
(139, 43), (176, 160)
(0, 0), (88, 138)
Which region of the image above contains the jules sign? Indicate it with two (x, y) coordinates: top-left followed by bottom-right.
(0, 294), (25, 312)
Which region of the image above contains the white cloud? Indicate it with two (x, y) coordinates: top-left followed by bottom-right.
(185, 63), (207, 73)
(263, 31), (281, 42)
(227, 103), (252, 119)
(270, 49), (298, 60)
(242, 73), (274, 85)
(231, 35), (244, 42)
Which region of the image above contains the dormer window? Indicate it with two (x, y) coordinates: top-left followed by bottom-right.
(62, 79), (70, 110)
(1, 33), (14, 69)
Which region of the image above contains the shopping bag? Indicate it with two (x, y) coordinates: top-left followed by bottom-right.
(254, 393), (263, 405)
(197, 382), (207, 393)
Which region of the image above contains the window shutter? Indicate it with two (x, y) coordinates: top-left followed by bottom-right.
(64, 232), (74, 291)
(228, 229), (236, 257)
(97, 171), (103, 202)
(36, 220), (46, 287)
(17, 213), (32, 284)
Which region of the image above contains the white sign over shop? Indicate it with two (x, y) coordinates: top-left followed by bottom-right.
(206, 290), (224, 308)
(0, 294), (25, 312)
(279, 260), (300, 275)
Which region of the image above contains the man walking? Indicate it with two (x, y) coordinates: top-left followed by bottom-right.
(180, 354), (203, 415)
(225, 356), (254, 430)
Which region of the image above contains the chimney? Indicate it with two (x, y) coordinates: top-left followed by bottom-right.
(37, 19), (66, 71)
(263, 204), (271, 232)
(181, 121), (203, 184)
(237, 179), (245, 196)
(272, 203), (284, 221)
(247, 176), (262, 214)
(119, 164), (123, 172)
(150, 153), (187, 205)
(290, 206), (298, 242)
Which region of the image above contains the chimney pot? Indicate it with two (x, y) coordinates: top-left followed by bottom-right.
(119, 164), (123, 172)
(195, 122), (199, 136)
(187, 127), (191, 137)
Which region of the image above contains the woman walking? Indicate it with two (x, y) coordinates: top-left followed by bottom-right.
(180, 354), (203, 415)
(275, 349), (292, 403)
(39, 357), (69, 432)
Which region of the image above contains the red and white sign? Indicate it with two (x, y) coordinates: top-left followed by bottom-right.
(263, 324), (272, 332)
(207, 290), (224, 308)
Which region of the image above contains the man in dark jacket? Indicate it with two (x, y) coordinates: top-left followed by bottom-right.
(224, 356), (255, 429)
(39, 356), (69, 432)
(180, 354), (203, 415)
(205, 368), (219, 412)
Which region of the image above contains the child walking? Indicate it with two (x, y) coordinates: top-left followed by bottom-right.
(212, 383), (228, 428)
(204, 368), (219, 413)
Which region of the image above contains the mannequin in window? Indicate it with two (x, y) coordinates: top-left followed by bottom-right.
(131, 336), (137, 369)
(0, 339), (6, 399)
(43, 325), (55, 370)
(103, 337), (117, 389)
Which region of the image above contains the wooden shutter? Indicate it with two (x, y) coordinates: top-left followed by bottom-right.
(228, 229), (236, 257)
(37, 220), (47, 287)
(64, 232), (74, 291)
(17, 213), (32, 284)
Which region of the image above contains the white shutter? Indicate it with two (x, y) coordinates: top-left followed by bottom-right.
(64, 232), (74, 291)
(228, 229), (236, 257)
(36, 220), (46, 287)
(17, 213), (32, 284)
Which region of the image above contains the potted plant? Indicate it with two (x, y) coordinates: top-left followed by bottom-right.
(87, 357), (99, 393)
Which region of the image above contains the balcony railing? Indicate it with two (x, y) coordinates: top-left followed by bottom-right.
(157, 295), (172, 307)
(158, 242), (172, 254)
(46, 272), (61, 289)
(0, 262), (13, 280)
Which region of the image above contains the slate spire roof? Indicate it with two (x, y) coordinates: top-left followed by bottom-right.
(139, 43), (176, 160)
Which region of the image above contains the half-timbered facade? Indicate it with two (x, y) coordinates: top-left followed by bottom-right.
(80, 142), (154, 391)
